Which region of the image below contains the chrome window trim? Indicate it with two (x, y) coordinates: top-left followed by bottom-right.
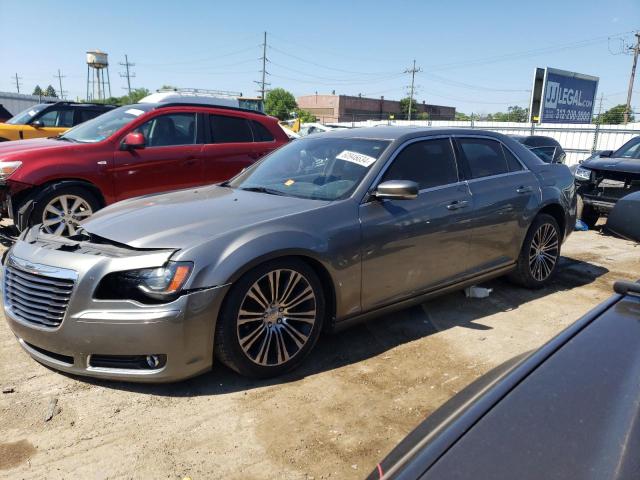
(362, 135), (462, 203)
(452, 134), (532, 183)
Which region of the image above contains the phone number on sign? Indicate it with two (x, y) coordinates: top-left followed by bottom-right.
(545, 109), (592, 122)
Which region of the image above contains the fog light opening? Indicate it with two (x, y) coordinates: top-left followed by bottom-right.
(146, 355), (161, 368)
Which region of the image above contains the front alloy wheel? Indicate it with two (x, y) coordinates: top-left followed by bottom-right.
(42, 194), (93, 236)
(238, 269), (317, 366)
(215, 259), (325, 378)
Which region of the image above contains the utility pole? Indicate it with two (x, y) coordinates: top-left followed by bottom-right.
(254, 31), (270, 100)
(624, 32), (640, 124)
(54, 69), (66, 99)
(404, 60), (422, 121)
(13, 73), (22, 94)
(119, 54), (136, 96)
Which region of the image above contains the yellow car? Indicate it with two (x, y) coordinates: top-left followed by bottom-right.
(0, 102), (115, 141)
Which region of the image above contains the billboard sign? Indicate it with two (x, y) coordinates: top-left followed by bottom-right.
(529, 67), (599, 124)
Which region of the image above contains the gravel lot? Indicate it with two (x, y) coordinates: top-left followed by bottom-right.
(1, 229), (638, 479)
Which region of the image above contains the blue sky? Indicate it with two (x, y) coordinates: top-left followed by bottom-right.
(1, 0), (638, 114)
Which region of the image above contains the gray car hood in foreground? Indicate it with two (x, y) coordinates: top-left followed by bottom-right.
(82, 186), (329, 249)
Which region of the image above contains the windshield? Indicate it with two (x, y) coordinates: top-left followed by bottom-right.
(528, 146), (554, 163)
(228, 137), (391, 200)
(5, 104), (48, 125)
(613, 138), (640, 159)
(60, 104), (152, 143)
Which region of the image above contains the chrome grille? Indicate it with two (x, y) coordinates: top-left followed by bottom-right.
(4, 256), (77, 328)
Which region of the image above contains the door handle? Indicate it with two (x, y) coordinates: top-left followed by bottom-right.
(516, 185), (533, 194)
(446, 200), (469, 210)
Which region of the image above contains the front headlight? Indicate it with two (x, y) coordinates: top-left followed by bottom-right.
(0, 161), (22, 181)
(574, 166), (592, 181)
(95, 261), (193, 303)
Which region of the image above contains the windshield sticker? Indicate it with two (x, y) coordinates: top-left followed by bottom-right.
(125, 108), (145, 117)
(284, 179), (295, 186)
(336, 150), (377, 167)
(28, 110), (36, 117)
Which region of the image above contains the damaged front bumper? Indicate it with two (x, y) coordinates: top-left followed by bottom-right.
(1, 229), (230, 382)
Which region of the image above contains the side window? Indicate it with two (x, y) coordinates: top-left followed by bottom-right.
(36, 108), (73, 127)
(251, 120), (275, 142)
(210, 115), (253, 143)
(458, 138), (509, 179)
(135, 113), (196, 147)
(76, 109), (103, 125)
(382, 138), (459, 190)
(502, 145), (525, 171)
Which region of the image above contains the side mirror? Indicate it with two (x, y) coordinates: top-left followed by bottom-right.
(31, 120), (44, 128)
(599, 150), (613, 158)
(373, 180), (419, 200)
(121, 132), (145, 150)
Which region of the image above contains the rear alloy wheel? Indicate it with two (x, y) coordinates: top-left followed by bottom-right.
(508, 213), (561, 289)
(41, 194), (93, 236)
(215, 259), (325, 378)
(528, 222), (559, 282)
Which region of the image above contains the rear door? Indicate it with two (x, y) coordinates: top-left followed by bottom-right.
(360, 137), (473, 310)
(112, 111), (204, 200)
(454, 136), (539, 274)
(199, 113), (260, 184)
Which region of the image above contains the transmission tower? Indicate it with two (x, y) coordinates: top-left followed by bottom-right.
(13, 73), (22, 94)
(404, 60), (422, 121)
(254, 32), (271, 100)
(54, 69), (67, 99)
(119, 54), (136, 96)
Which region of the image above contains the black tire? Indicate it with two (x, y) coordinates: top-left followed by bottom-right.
(508, 214), (561, 289)
(28, 184), (101, 236)
(214, 258), (326, 378)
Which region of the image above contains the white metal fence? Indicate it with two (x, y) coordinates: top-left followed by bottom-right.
(334, 119), (640, 165)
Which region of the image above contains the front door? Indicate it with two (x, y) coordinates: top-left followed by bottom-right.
(360, 137), (473, 311)
(22, 107), (74, 139)
(454, 136), (539, 274)
(112, 112), (204, 201)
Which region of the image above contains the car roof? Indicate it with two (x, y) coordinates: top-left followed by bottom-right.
(373, 281), (640, 479)
(315, 126), (512, 142)
(136, 102), (267, 117)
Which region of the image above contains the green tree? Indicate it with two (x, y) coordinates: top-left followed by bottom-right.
(455, 111), (470, 121)
(399, 97), (418, 117)
(265, 88), (297, 120)
(44, 85), (58, 98)
(598, 104), (634, 125)
(487, 105), (528, 122)
(294, 108), (316, 123)
(124, 88), (151, 104)
(32, 85), (43, 96)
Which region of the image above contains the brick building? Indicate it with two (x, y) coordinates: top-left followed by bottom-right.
(296, 94), (456, 123)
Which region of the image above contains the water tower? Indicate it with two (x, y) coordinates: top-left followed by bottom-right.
(86, 50), (112, 101)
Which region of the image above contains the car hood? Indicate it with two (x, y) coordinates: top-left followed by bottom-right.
(82, 186), (330, 249)
(0, 137), (74, 158)
(582, 156), (640, 174)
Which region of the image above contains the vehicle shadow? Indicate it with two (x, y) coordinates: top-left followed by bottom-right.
(81, 255), (608, 397)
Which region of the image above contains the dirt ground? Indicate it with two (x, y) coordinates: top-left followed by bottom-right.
(1, 229), (638, 480)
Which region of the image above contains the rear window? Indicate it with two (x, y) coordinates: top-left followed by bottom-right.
(251, 120), (275, 142)
(210, 115), (253, 143)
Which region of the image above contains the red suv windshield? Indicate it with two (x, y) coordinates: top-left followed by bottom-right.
(61, 104), (154, 143)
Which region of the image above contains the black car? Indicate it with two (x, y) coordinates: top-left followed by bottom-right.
(575, 136), (640, 228)
(512, 135), (566, 164)
(368, 279), (640, 480)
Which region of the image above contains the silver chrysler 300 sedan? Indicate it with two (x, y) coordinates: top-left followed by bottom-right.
(2, 128), (576, 381)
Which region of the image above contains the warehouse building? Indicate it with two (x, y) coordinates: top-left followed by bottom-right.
(296, 94), (456, 123)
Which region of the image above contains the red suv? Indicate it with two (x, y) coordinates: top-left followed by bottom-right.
(0, 102), (288, 235)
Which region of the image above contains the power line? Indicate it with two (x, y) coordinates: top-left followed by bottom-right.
(404, 60), (422, 121)
(119, 54), (136, 95)
(54, 69), (66, 99)
(254, 31), (271, 99)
